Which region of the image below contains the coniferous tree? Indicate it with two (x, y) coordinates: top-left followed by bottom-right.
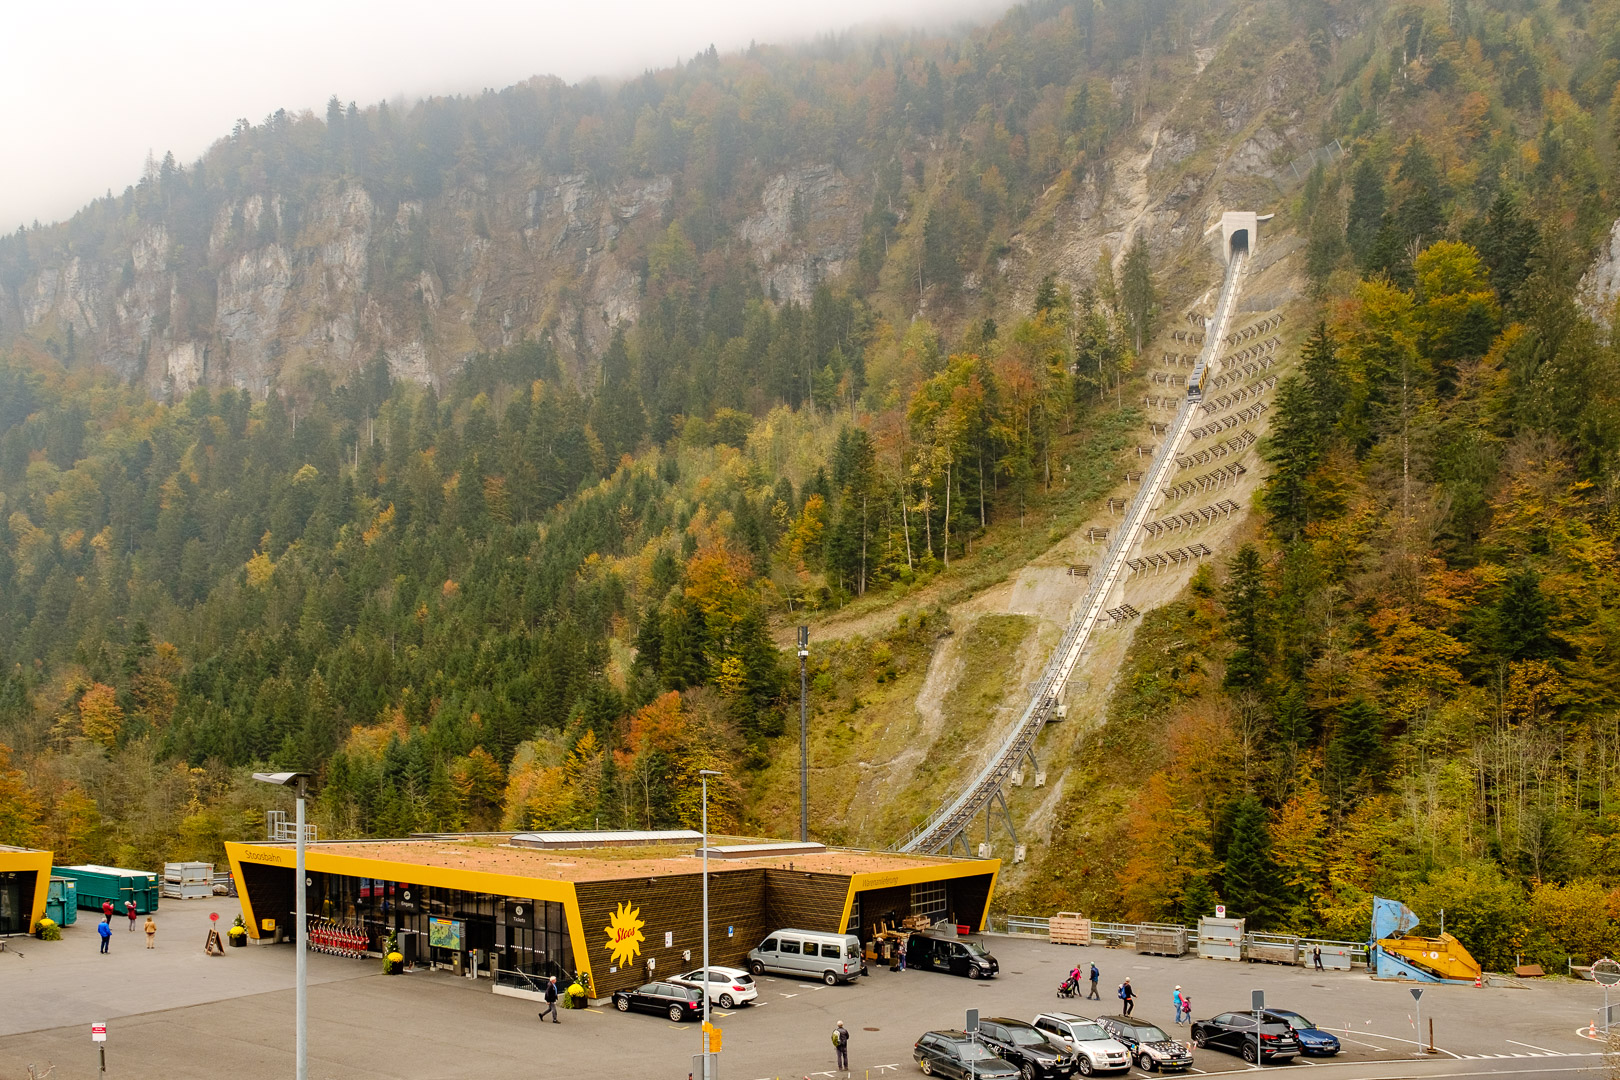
(1120, 231), (1155, 352)
(1222, 545), (1270, 692)
(1222, 795), (1279, 927)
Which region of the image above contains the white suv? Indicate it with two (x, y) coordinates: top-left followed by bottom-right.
(1031, 1012), (1132, 1075)
(671, 966), (759, 1008)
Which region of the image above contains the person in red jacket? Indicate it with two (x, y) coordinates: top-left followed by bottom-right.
(102, 900), (115, 922)
(126, 899), (138, 931)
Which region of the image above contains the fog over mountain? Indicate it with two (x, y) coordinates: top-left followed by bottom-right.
(2, 0), (1001, 231)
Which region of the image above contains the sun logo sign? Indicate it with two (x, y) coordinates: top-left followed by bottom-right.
(604, 901), (646, 967)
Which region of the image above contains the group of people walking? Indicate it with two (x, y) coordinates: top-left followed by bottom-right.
(95, 899), (156, 952)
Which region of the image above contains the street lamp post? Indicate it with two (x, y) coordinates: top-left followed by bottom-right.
(253, 771), (312, 1080)
(797, 626), (808, 843)
(699, 768), (722, 1080)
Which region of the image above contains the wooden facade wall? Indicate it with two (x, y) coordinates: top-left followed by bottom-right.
(762, 869), (850, 935)
(574, 870), (769, 997)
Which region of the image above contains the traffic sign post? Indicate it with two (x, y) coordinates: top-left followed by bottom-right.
(91, 1021), (107, 1073)
(1409, 987), (1424, 1056)
(1594, 958), (1620, 1037)
(1251, 990), (1264, 1069)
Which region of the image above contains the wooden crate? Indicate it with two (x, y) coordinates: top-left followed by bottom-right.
(901, 914), (933, 931)
(1049, 913), (1091, 946)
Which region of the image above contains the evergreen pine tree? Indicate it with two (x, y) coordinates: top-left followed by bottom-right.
(1222, 795), (1279, 927)
(1325, 698), (1384, 813)
(1120, 232), (1155, 352)
(1222, 545), (1270, 692)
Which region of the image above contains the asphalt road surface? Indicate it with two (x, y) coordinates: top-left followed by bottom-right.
(1, 915), (1612, 1079)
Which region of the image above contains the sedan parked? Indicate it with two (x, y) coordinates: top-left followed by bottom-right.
(1190, 1013), (1300, 1063)
(913, 1030), (1020, 1079)
(612, 980), (706, 1022)
(671, 966), (759, 1008)
(1030, 1013), (1132, 1075)
(1264, 1010), (1339, 1056)
(1093, 1016), (1194, 1073)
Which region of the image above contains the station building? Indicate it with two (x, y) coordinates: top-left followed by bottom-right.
(0, 845), (52, 935)
(225, 831), (999, 999)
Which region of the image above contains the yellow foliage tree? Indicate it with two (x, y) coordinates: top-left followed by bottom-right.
(78, 683), (124, 749)
(0, 744), (43, 847)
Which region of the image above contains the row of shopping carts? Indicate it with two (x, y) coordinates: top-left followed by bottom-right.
(306, 917), (371, 958)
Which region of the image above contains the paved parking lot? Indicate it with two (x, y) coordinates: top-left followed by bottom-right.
(1, 921), (1612, 1079)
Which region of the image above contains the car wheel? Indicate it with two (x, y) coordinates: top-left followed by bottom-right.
(1076, 1055), (1095, 1076)
(1138, 1053), (1157, 1072)
(615, 997), (630, 1012)
(669, 1004), (686, 1022)
(967, 965), (982, 979)
(1192, 1029), (1207, 1049)
(919, 1057), (935, 1075)
(823, 970), (839, 986)
(1241, 1043), (1257, 1064)
(718, 993), (734, 1009)
(749, 959), (765, 976)
(1021, 1064), (1037, 1080)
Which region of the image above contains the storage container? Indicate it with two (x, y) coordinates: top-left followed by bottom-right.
(53, 865), (161, 914)
(45, 876), (78, 926)
(1135, 923), (1188, 956)
(1197, 916), (1245, 962)
(1049, 912), (1091, 946)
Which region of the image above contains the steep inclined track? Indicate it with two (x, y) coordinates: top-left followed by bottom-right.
(897, 251), (1249, 855)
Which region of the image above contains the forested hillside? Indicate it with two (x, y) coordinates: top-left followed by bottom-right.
(1012, 0), (1620, 972)
(4, 0), (1620, 974)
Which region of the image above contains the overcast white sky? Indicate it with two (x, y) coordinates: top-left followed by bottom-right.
(2, 0), (1006, 233)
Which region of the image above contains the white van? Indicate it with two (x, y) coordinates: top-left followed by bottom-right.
(746, 929), (864, 985)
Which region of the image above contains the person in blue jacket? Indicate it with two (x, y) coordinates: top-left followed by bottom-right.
(98, 917), (112, 954)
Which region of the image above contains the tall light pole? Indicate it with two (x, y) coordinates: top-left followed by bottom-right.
(798, 625), (809, 843)
(699, 768), (721, 1080)
(254, 771), (312, 1080)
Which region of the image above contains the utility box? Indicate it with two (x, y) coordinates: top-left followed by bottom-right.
(1049, 913), (1091, 946)
(1198, 917), (1245, 962)
(54, 865), (161, 914)
(1136, 923), (1188, 957)
(45, 876), (78, 926)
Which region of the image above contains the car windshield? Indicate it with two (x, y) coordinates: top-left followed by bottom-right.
(961, 940), (989, 956)
(1136, 1026), (1171, 1042)
(1071, 1024), (1110, 1042)
(1009, 1029), (1047, 1046)
(958, 1043), (999, 1062)
(1282, 1014), (1313, 1029)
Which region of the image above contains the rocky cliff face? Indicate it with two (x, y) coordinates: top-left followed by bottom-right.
(0, 163), (869, 395)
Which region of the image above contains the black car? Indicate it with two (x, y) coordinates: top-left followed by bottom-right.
(905, 932), (1000, 978)
(612, 980), (706, 1021)
(1094, 1016), (1194, 1073)
(1264, 1009), (1340, 1056)
(914, 1030), (1020, 1079)
(1190, 1013), (1300, 1063)
(978, 1018), (1074, 1080)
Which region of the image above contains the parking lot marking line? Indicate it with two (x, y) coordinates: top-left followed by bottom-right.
(1505, 1040), (1566, 1055)
(1318, 1027), (1462, 1060)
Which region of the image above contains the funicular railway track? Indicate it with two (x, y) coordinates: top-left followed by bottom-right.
(896, 251), (1250, 856)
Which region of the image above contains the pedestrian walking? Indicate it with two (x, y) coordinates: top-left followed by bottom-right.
(126, 900), (138, 931)
(98, 917), (111, 954)
(538, 975), (560, 1024)
(833, 1020), (850, 1071)
(1172, 986), (1184, 1024)
(897, 939), (906, 971)
(1312, 946), (1324, 971)
(1181, 991), (1191, 1024)
(1088, 963), (1101, 1000)
(1118, 978), (1135, 1016)
(144, 916), (156, 949)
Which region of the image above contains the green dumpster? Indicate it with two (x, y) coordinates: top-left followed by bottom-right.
(45, 876), (77, 925)
(53, 865), (160, 915)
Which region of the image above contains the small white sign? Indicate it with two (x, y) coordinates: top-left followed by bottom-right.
(665, 931), (673, 948)
(91, 1022), (107, 1043)
(1216, 905), (1226, 919)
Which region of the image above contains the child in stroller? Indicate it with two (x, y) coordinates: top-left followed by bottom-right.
(1058, 965), (1082, 998)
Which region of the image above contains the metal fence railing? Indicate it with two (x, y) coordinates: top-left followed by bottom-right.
(986, 914), (1370, 966)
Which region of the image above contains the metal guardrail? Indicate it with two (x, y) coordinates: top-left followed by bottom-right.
(990, 914), (1370, 964)
(895, 253), (1249, 856)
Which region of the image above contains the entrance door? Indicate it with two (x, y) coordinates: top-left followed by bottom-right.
(0, 873), (24, 934)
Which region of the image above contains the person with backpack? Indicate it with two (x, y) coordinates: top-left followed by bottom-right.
(1088, 962), (1101, 999)
(538, 975), (560, 1024)
(833, 1020), (850, 1071)
(1118, 977), (1136, 1015)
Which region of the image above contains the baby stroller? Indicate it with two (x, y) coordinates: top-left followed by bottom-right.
(1057, 973), (1080, 998)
